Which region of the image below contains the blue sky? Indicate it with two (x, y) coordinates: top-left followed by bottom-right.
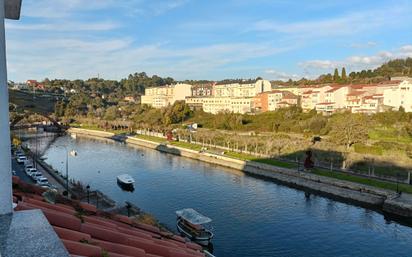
(5, 0), (412, 82)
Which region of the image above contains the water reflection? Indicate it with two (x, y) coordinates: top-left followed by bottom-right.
(34, 134), (412, 257)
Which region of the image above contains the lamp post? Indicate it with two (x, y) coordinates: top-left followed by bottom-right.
(86, 184), (90, 203)
(0, 0), (22, 215)
(55, 145), (76, 195)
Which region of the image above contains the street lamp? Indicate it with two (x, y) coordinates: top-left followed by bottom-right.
(86, 184), (90, 203)
(0, 0), (22, 215)
(54, 145), (76, 195)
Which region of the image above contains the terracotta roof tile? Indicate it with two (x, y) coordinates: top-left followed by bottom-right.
(62, 239), (102, 257)
(13, 179), (205, 257)
(53, 226), (92, 242)
(92, 238), (146, 257)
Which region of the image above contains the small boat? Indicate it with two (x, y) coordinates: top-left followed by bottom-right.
(117, 174), (135, 192)
(117, 174), (135, 185)
(70, 150), (77, 157)
(176, 208), (213, 245)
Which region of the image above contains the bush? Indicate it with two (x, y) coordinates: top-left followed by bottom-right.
(354, 143), (383, 156)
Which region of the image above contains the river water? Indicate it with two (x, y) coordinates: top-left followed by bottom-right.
(38, 135), (412, 257)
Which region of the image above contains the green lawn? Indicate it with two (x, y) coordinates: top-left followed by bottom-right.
(224, 151), (297, 169)
(313, 169), (412, 194)
(135, 134), (166, 143)
(369, 128), (412, 144)
(170, 141), (202, 151)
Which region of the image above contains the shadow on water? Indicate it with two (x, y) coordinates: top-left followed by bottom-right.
(117, 181), (135, 192)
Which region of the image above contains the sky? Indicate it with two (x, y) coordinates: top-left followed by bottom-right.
(5, 0), (412, 82)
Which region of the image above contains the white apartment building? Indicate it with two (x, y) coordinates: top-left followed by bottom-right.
(301, 85), (333, 111)
(383, 80), (412, 112)
(213, 80), (271, 98)
(141, 83), (192, 108)
(351, 94), (384, 114)
(189, 97), (253, 114)
(185, 80), (271, 114)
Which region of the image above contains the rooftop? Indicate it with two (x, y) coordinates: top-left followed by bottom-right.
(11, 176), (205, 257)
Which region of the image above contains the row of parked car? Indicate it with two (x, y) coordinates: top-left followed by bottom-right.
(14, 149), (50, 187)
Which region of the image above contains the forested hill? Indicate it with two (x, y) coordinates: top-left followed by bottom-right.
(276, 58), (412, 86)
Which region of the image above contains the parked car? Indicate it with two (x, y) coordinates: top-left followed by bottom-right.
(17, 156), (27, 164)
(36, 177), (49, 186)
(26, 168), (37, 176)
(31, 172), (43, 181)
(25, 164), (34, 172)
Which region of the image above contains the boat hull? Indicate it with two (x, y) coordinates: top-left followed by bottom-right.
(116, 179), (134, 192)
(176, 219), (213, 245)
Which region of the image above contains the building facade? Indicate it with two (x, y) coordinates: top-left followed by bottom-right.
(383, 80), (412, 112)
(141, 83), (192, 108)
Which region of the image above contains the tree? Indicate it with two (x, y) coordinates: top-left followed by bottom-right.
(104, 106), (119, 120)
(329, 113), (369, 168)
(341, 67), (347, 81)
(333, 68), (340, 81)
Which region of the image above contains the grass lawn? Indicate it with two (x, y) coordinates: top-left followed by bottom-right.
(135, 134), (166, 143)
(313, 169), (412, 194)
(369, 128), (412, 144)
(224, 151), (297, 169)
(170, 141), (202, 151)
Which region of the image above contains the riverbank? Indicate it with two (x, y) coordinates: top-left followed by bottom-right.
(68, 127), (412, 219)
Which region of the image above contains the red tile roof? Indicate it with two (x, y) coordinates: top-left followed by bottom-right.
(12, 176), (205, 257)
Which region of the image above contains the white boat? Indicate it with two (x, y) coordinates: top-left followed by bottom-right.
(117, 174), (135, 185)
(176, 208), (213, 245)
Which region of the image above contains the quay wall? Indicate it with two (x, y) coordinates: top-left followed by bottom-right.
(68, 128), (412, 218)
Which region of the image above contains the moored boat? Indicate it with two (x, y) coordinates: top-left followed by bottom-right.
(117, 174), (135, 192)
(176, 208), (213, 245)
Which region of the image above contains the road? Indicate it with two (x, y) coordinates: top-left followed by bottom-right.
(12, 154), (65, 192)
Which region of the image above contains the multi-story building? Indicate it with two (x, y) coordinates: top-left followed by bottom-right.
(351, 94), (384, 114)
(191, 83), (214, 97)
(253, 90), (298, 112)
(141, 83), (192, 108)
(315, 86), (350, 114)
(301, 85), (333, 111)
(213, 80), (271, 98)
(383, 80), (412, 112)
(185, 80), (271, 114)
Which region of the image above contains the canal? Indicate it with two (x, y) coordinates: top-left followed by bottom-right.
(39, 135), (412, 257)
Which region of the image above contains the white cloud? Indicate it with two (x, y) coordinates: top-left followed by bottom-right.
(264, 69), (300, 81)
(6, 36), (293, 81)
(249, 5), (410, 39)
(299, 45), (411, 73)
(349, 41), (377, 49)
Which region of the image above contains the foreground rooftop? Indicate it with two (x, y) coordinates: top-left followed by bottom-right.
(9, 176), (205, 257)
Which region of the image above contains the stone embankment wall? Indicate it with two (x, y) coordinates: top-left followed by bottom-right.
(68, 128), (412, 218)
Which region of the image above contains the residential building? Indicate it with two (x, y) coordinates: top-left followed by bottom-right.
(315, 86), (350, 114)
(213, 79), (271, 98)
(352, 94), (385, 114)
(191, 83), (214, 97)
(383, 80), (412, 112)
(253, 90), (298, 112)
(141, 83), (192, 108)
